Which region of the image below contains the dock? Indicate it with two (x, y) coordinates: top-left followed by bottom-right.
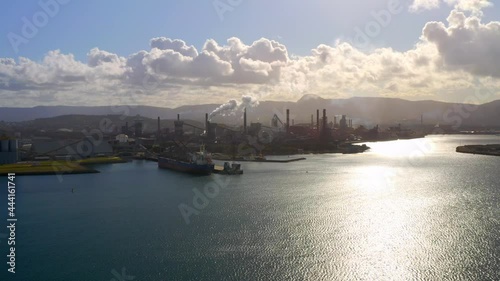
(456, 145), (500, 156)
(225, 157), (307, 163)
(213, 163), (243, 175)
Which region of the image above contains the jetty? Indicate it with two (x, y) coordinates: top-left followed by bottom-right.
(456, 145), (500, 156)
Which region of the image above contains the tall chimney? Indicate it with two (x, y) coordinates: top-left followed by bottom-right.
(316, 110), (320, 133)
(177, 114), (180, 121)
(157, 117), (161, 140)
(311, 114), (313, 128)
(286, 109), (290, 133)
(244, 107), (247, 134)
(205, 113), (209, 131)
(323, 109), (327, 133)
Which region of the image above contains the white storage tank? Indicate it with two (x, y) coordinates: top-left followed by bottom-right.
(115, 134), (129, 143)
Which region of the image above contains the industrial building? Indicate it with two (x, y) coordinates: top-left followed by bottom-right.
(0, 139), (19, 164)
(30, 139), (113, 160)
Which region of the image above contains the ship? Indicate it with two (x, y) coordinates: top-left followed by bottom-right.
(158, 145), (214, 175)
(213, 162), (243, 175)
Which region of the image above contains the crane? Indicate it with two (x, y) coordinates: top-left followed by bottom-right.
(272, 114), (285, 129)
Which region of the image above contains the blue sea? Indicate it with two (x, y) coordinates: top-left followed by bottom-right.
(1, 135), (499, 280)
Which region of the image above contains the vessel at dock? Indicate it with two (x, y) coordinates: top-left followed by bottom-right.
(213, 162), (243, 175)
(158, 145), (214, 175)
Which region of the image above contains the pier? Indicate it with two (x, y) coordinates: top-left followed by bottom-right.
(456, 145), (500, 156)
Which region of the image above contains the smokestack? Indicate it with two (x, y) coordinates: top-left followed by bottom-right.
(334, 116), (337, 127)
(316, 110), (320, 133)
(157, 117), (161, 140)
(177, 114), (180, 121)
(311, 114), (313, 128)
(421, 114), (423, 125)
(286, 109), (290, 133)
(323, 109), (326, 127)
(244, 107), (247, 134)
(205, 113), (209, 131)
(292, 119), (294, 126)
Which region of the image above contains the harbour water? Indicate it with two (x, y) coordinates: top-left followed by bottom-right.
(1, 135), (499, 280)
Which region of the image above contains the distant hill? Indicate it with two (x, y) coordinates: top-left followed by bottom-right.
(1, 96), (500, 128)
(13, 115), (205, 135)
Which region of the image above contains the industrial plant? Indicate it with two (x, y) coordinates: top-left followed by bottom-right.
(0, 103), (435, 172)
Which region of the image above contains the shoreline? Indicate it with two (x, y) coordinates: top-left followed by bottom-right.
(0, 157), (126, 176)
(456, 144), (500, 157)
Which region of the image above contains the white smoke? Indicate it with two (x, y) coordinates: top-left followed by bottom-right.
(209, 95), (260, 119)
(240, 95), (259, 109)
(209, 99), (238, 119)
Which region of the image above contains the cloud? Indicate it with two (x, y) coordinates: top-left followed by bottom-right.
(410, 0), (492, 13)
(1, 19), (500, 108)
(422, 10), (500, 77)
(150, 37), (198, 57)
(87, 48), (122, 67)
(410, 0), (441, 12)
(201, 37), (288, 84)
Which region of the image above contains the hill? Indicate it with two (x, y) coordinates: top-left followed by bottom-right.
(1, 96), (499, 129)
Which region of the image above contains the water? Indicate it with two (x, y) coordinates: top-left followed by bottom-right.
(1, 135), (499, 280)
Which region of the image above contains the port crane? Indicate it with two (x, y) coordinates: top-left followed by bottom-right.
(271, 114), (286, 132)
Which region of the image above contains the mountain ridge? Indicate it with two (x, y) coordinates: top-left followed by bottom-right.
(1, 96), (499, 128)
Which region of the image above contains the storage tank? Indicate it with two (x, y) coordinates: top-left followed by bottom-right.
(115, 134), (129, 143)
(9, 140), (18, 152)
(1, 140), (9, 152)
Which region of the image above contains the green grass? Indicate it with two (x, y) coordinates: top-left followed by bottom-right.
(0, 156), (125, 175)
(0, 160), (90, 175)
(77, 156), (126, 165)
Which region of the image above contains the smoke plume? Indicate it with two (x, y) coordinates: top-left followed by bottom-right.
(209, 95), (260, 119)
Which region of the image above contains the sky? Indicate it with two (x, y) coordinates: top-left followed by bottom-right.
(0, 0), (499, 107)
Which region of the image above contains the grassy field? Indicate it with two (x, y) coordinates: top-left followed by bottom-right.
(0, 156), (126, 175)
(77, 156), (127, 165)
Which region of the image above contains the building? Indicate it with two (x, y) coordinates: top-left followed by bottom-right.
(0, 139), (19, 164)
(30, 139), (113, 160)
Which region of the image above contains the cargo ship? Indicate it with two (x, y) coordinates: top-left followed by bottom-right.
(158, 145), (214, 175)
